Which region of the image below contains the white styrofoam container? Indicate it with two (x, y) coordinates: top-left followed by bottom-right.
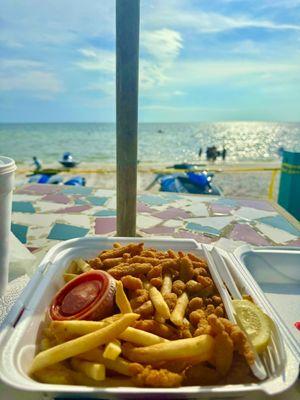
(0, 237), (299, 399)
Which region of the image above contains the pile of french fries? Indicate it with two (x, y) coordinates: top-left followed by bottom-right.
(30, 243), (254, 388)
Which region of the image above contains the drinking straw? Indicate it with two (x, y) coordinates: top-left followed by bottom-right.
(116, 0), (140, 236)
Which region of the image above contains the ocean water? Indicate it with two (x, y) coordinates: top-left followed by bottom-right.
(1, 122), (299, 165)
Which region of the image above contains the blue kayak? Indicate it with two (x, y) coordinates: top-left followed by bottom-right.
(159, 171), (221, 195)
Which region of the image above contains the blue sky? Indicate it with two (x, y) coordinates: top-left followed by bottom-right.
(1, 0), (300, 122)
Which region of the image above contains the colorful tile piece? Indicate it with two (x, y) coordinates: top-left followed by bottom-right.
(12, 201), (35, 213)
(35, 201), (66, 212)
(173, 230), (215, 243)
(58, 214), (90, 227)
(41, 193), (70, 204)
(137, 202), (155, 213)
(12, 213), (58, 227)
(86, 196), (108, 206)
(106, 196), (117, 209)
(186, 216), (234, 230)
(160, 193), (182, 201)
(287, 238), (300, 247)
(211, 204), (232, 215)
(95, 217), (116, 235)
(153, 207), (190, 220)
(186, 222), (220, 237)
(183, 203), (209, 217)
(236, 199), (275, 211)
(233, 207), (277, 221)
(55, 205), (91, 214)
(214, 198), (238, 207)
(138, 194), (171, 206)
(229, 224), (270, 246)
(48, 223), (89, 240)
(13, 194), (41, 202)
(163, 219), (183, 228)
(74, 199), (89, 205)
(137, 215), (162, 229)
(11, 224), (28, 244)
(141, 226), (175, 235)
(93, 210), (117, 217)
(24, 184), (59, 194)
(62, 186), (93, 195)
(257, 215), (300, 236)
(256, 222), (297, 244)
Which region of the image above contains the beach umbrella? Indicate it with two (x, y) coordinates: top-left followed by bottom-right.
(116, 0), (140, 237)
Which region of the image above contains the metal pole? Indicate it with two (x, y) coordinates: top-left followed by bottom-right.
(116, 0), (140, 236)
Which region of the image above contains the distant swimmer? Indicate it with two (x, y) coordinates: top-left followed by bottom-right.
(222, 147), (227, 161)
(198, 147), (202, 158)
(32, 156), (42, 171)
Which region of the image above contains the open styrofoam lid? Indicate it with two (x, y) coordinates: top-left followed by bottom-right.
(233, 245), (300, 361)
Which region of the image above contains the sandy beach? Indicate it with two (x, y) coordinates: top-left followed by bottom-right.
(15, 160), (281, 200)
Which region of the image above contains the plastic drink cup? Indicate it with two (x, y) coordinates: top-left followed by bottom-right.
(0, 156), (16, 296)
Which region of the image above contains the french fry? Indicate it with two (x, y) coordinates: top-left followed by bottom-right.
(115, 280), (132, 313)
(33, 363), (74, 385)
(170, 292), (189, 326)
(160, 273), (172, 296)
(73, 373), (133, 387)
(66, 260), (78, 274)
(119, 327), (168, 345)
(103, 340), (122, 360)
(50, 320), (167, 346)
(50, 315), (123, 340)
(63, 273), (78, 283)
(143, 280), (151, 290)
(71, 358), (106, 381)
(76, 258), (92, 273)
(149, 286), (170, 319)
(30, 313), (139, 374)
(123, 334), (215, 364)
(40, 337), (52, 351)
(78, 348), (138, 376)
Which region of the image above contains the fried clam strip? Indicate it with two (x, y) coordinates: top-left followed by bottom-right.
(99, 243), (144, 260)
(78, 348), (143, 377)
(107, 263), (152, 280)
(30, 313), (139, 374)
(208, 314), (254, 366)
(128, 256), (161, 266)
(133, 366), (183, 388)
(122, 335), (215, 364)
(132, 319), (178, 340)
(50, 320), (168, 346)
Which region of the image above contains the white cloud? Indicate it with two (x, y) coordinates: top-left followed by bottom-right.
(0, 71), (63, 94)
(77, 29), (183, 95)
(165, 60), (300, 86)
(0, 58), (64, 97)
(0, 59), (43, 69)
(141, 29), (183, 60)
(143, 0), (300, 33)
(77, 49), (115, 73)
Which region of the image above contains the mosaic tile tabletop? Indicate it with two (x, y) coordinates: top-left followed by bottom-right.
(12, 184), (300, 259)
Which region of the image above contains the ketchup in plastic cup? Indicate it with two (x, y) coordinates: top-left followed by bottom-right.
(50, 270), (116, 320)
(0, 156), (16, 296)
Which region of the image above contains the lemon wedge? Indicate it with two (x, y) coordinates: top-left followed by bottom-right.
(232, 299), (271, 354)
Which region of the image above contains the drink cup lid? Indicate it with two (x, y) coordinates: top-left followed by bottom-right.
(0, 156), (17, 175)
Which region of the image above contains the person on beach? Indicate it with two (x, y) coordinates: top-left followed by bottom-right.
(32, 156), (42, 171)
(222, 147), (227, 161)
(198, 147), (202, 158)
